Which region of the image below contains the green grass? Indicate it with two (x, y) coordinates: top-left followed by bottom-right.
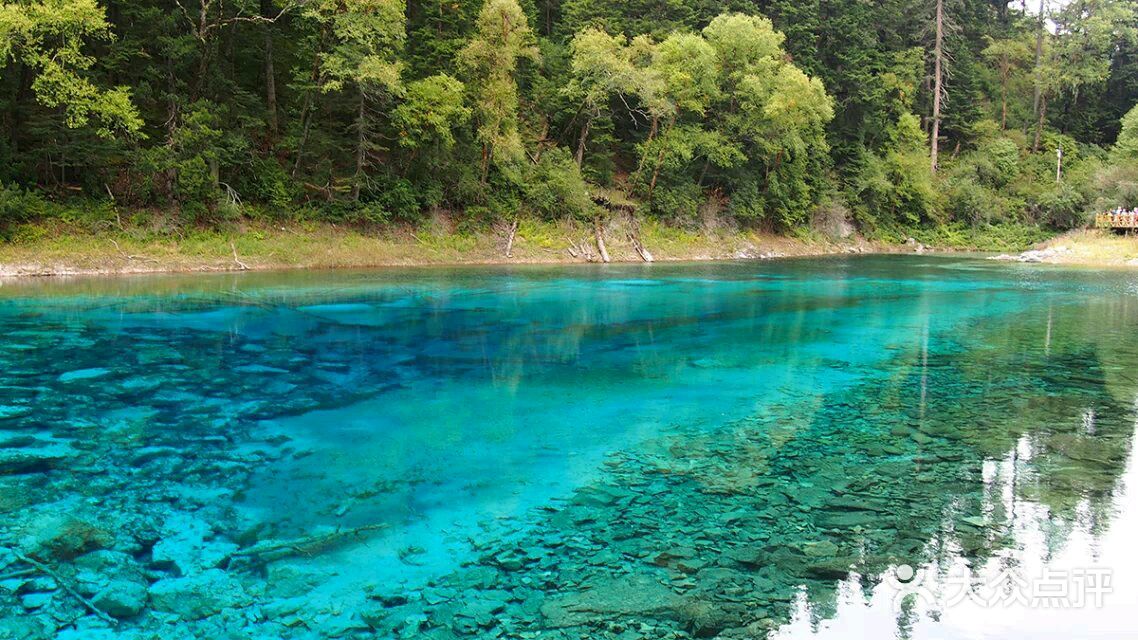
(868, 221), (1052, 252)
(0, 203), (1074, 277)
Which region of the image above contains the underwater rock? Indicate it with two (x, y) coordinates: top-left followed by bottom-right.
(0, 405), (32, 421)
(18, 512), (113, 560)
(233, 365), (290, 375)
(0, 443), (72, 475)
(816, 510), (881, 529)
(800, 540), (840, 558)
(19, 592), (52, 610)
(446, 590), (513, 633)
(489, 548), (529, 572)
(128, 447), (181, 467)
(824, 495), (886, 513)
(72, 550), (146, 588)
(0, 435), (39, 448)
(571, 485), (631, 508)
(805, 558), (857, 579)
(264, 563), (327, 598)
(150, 514), (237, 576)
(959, 516), (988, 529)
(57, 369), (112, 383)
(676, 598), (736, 638)
(92, 579), (148, 618)
(260, 595), (309, 619)
(539, 574), (683, 628)
(55, 628), (122, 640)
(310, 612), (372, 638)
(724, 547), (765, 568)
(0, 614), (56, 640)
(148, 569), (251, 620)
(114, 377), (164, 395)
(910, 431), (934, 446)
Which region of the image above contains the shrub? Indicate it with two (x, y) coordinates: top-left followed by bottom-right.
(522, 148), (593, 220)
(363, 177), (422, 222)
(850, 149), (940, 228)
(0, 183), (43, 224)
(1091, 164), (1138, 211)
(649, 180), (704, 225)
(248, 159), (299, 212)
(1035, 184), (1088, 229)
(976, 138), (1020, 188)
(728, 182), (765, 225)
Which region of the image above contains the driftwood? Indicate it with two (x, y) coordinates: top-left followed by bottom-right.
(224, 523), (388, 568)
(594, 217), (611, 263)
(109, 239), (160, 264)
(504, 216), (519, 259)
(567, 238), (596, 262)
(12, 550), (118, 625)
(630, 235), (653, 262)
(627, 213), (654, 262)
(230, 241), (250, 271)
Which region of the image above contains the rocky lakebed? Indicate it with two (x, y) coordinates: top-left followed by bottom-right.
(1, 261), (1134, 639)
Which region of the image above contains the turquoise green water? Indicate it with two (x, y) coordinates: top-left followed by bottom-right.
(0, 256), (1136, 639)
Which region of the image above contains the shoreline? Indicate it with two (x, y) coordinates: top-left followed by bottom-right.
(0, 219), (909, 280)
(1001, 230), (1138, 267)
(3, 221), (1131, 281)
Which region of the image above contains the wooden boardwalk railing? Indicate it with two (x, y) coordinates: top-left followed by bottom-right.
(1096, 212), (1138, 229)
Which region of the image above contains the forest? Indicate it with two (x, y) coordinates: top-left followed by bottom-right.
(1, 0), (1137, 246)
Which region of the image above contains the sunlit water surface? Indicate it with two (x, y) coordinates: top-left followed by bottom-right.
(1, 256), (1136, 639)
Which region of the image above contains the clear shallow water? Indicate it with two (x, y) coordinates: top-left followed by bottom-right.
(0, 256), (1136, 639)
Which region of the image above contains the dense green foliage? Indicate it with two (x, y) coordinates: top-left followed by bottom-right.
(1, 0), (1136, 237)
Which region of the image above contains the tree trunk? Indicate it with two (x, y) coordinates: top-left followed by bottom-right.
(293, 27), (327, 178)
(930, 0), (944, 175)
(1000, 69), (1009, 130)
(648, 148), (666, 198)
(628, 115), (661, 195)
(261, 0), (279, 141)
(10, 62), (32, 158)
(352, 94), (367, 202)
(293, 95), (313, 177)
(647, 115), (675, 200)
(1034, 93), (1048, 152)
(532, 119), (550, 163)
(1031, 0), (1045, 123)
(575, 118), (590, 167)
(165, 55), (181, 208)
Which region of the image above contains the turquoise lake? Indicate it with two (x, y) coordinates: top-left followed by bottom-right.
(0, 255), (1136, 639)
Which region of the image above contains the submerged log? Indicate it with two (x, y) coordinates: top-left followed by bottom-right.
(223, 523), (388, 569)
(11, 550), (118, 625)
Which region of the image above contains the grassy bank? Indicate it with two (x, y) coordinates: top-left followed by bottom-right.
(1018, 229), (1138, 266)
(0, 214), (1064, 278)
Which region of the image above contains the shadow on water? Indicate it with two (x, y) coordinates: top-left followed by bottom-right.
(0, 256), (1135, 639)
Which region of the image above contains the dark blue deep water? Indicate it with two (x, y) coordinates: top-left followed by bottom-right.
(1, 256), (1136, 639)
